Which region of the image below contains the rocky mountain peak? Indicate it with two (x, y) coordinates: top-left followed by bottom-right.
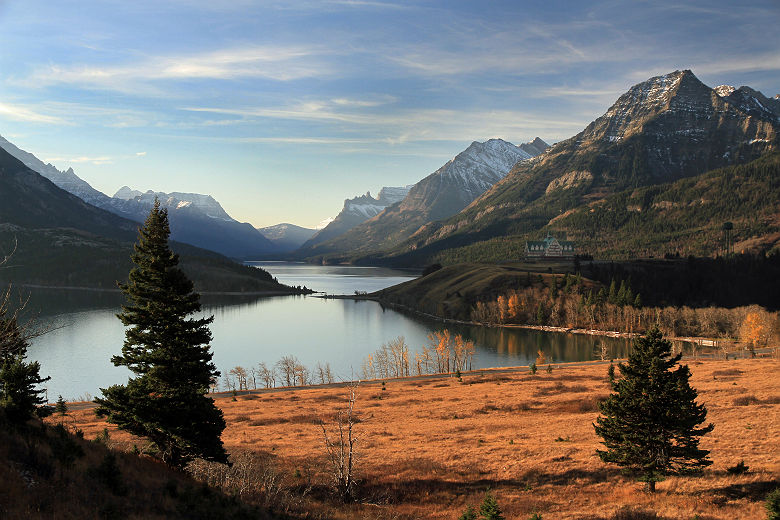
(715, 85), (736, 97)
(519, 137), (550, 156)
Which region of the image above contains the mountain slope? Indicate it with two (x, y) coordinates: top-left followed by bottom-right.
(257, 222), (317, 252)
(298, 138), (548, 260)
(301, 185), (411, 249)
(374, 70), (779, 265)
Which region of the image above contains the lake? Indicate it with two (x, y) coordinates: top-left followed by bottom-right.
(25, 262), (632, 401)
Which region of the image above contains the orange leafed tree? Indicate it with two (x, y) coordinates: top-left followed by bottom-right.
(739, 308), (776, 353)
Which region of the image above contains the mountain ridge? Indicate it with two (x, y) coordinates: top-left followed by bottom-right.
(297, 137), (548, 260)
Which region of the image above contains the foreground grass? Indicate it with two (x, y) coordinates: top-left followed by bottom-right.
(64, 358), (779, 519)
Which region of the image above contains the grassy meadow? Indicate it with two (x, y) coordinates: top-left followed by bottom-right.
(57, 357), (779, 520)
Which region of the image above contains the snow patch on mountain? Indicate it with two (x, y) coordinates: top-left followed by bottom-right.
(431, 138), (534, 200)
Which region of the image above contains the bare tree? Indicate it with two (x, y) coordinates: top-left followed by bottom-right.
(293, 361), (310, 386)
(276, 355), (298, 387)
(318, 383), (360, 502)
(248, 366), (258, 389)
(229, 366), (248, 391)
(315, 361), (334, 384)
(258, 362), (276, 388)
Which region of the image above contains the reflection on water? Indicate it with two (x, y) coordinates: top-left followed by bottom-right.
(25, 263), (637, 400)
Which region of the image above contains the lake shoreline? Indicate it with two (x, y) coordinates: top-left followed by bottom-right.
(319, 293), (734, 347)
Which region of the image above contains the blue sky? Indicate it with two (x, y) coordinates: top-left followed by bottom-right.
(1, 1), (778, 228)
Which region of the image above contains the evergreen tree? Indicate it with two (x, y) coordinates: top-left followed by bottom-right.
(458, 505), (478, 520)
(95, 200), (227, 467)
(0, 307), (50, 425)
(550, 276), (558, 300)
(594, 328), (713, 491)
(608, 278), (618, 304)
(55, 395), (68, 415)
(479, 491), (504, 520)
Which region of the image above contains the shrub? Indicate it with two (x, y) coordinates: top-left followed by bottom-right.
(766, 487), (780, 520)
(459, 505), (478, 520)
(529, 363), (537, 375)
(89, 452), (126, 496)
(726, 460), (749, 474)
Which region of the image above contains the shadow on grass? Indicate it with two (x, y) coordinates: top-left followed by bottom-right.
(356, 466), (621, 504)
(710, 478), (779, 502)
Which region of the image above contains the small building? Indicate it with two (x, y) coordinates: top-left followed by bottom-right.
(525, 233), (575, 259)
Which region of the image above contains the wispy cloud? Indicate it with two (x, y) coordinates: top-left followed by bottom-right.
(42, 155), (114, 165)
(15, 45), (332, 96)
(0, 102), (67, 124)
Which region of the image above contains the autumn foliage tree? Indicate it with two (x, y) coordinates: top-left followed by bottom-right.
(739, 306), (776, 355)
(95, 199), (227, 467)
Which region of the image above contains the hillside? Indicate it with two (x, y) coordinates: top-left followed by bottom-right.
(0, 412), (275, 519)
(64, 358), (780, 519)
(369, 256), (780, 326)
(356, 71), (780, 266)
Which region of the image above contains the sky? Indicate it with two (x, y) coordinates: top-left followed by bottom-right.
(0, 1), (779, 229)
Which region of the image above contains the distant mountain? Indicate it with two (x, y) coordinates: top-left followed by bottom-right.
(372, 70), (780, 265)
(297, 137), (548, 260)
(0, 136), (278, 259)
(301, 185), (412, 249)
(0, 145), (298, 292)
(104, 187), (277, 259)
(257, 223), (317, 252)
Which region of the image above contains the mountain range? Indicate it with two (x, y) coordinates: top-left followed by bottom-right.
(295, 137), (548, 260)
(0, 144), (301, 292)
(0, 135), (277, 260)
(314, 70), (779, 265)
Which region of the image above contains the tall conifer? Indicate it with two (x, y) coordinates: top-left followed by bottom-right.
(95, 199), (227, 467)
(594, 328), (713, 491)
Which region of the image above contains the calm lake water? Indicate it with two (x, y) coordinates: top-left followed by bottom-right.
(25, 262), (632, 401)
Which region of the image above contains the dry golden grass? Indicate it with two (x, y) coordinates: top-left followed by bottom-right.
(65, 358), (780, 519)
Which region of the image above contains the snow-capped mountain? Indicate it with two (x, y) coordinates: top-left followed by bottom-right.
(108, 188), (236, 223)
(0, 136), (277, 258)
(301, 185), (412, 248)
(297, 137), (548, 257)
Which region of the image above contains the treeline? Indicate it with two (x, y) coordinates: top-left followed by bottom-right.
(360, 332), (476, 380)
(218, 356), (336, 391)
(471, 272), (779, 343)
(582, 254), (780, 310)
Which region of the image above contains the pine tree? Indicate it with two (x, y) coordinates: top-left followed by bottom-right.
(594, 328), (713, 491)
(0, 305), (50, 425)
(95, 200), (227, 467)
(458, 505), (478, 520)
(55, 395), (68, 415)
(479, 491), (504, 520)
